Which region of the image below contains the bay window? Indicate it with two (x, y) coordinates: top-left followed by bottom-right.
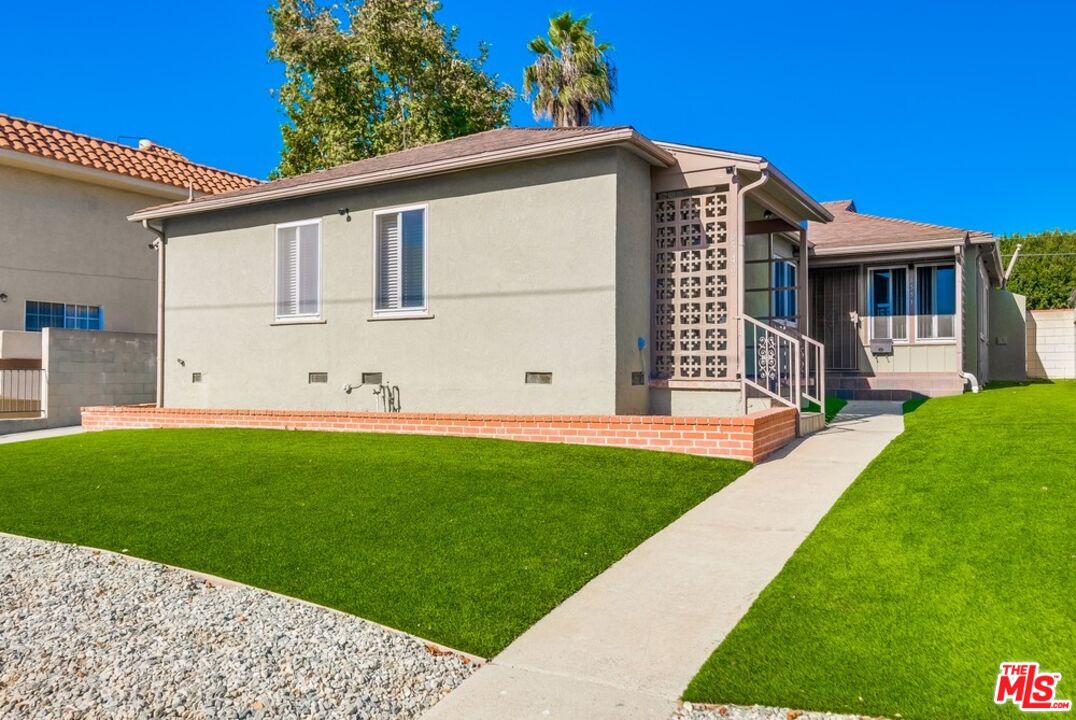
(915, 263), (956, 339)
(868, 267), (908, 340)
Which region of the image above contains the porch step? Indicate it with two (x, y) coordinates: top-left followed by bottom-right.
(826, 372), (965, 401)
(798, 411), (825, 437)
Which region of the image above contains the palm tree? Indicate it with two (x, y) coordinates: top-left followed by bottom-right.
(522, 12), (615, 127)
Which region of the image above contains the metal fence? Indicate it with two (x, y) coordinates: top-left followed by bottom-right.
(0, 369), (44, 417)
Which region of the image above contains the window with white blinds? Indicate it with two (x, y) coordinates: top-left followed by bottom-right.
(375, 206), (426, 313)
(275, 220), (321, 320)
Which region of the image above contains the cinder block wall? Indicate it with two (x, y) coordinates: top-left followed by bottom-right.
(1026, 309), (1076, 380)
(42, 329), (156, 426)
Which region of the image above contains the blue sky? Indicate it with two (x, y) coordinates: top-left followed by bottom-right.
(3, 1), (1073, 234)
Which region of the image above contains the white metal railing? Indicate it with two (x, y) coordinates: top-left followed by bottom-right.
(742, 316), (825, 412)
(743, 316), (801, 408)
(801, 334), (825, 407)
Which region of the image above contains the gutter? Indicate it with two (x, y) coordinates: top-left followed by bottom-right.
(735, 166), (770, 413)
(142, 220), (167, 408)
(813, 236), (977, 256)
(129, 128), (676, 223)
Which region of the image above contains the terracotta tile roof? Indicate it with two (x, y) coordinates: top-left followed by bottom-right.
(810, 199), (992, 252)
(134, 125), (657, 219)
(0, 113), (258, 195)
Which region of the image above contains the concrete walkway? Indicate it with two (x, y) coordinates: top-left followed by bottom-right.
(0, 425), (83, 444)
(424, 401), (904, 720)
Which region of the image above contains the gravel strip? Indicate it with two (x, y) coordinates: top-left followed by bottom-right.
(0, 534), (477, 719)
(674, 702), (888, 720)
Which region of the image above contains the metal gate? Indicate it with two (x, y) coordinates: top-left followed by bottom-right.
(812, 267), (860, 371)
(0, 369), (44, 417)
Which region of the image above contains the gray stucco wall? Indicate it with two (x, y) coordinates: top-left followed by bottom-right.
(0, 165), (159, 334)
(989, 290), (1027, 381)
(42, 328), (156, 426)
(613, 151), (652, 414)
(161, 149), (637, 415)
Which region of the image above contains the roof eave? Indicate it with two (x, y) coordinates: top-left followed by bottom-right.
(0, 147), (194, 200)
(129, 128), (676, 223)
(653, 141), (832, 223)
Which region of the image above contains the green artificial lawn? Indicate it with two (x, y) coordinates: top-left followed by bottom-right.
(0, 429), (748, 657)
(824, 395), (848, 423)
(804, 395), (847, 423)
(685, 381), (1075, 719)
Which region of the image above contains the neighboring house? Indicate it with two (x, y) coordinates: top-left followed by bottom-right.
(0, 112), (257, 346)
(130, 126), (834, 420)
(808, 200), (1023, 398)
(0, 113), (256, 428)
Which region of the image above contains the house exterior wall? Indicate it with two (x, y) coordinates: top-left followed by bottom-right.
(613, 151), (653, 414)
(0, 165), (159, 335)
(1026, 308), (1076, 379)
(161, 149), (633, 415)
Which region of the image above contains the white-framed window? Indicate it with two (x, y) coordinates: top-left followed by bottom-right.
(868, 266), (909, 341)
(275, 219), (322, 321)
(771, 258), (798, 325)
(915, 263), (956, 340)
(374, 205), (427, 315)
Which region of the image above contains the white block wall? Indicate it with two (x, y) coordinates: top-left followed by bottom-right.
(1027, 309), (1076, 379)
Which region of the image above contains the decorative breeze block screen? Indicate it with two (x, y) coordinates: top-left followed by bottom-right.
(653, 186), (731, 381)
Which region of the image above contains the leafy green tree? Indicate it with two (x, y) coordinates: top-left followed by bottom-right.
(523, 11), (615, 127)
(269, 0), (514, 177)
(1001, 230), (1076, 309)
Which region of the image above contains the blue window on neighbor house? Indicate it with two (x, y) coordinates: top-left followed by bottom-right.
(25, 301), (104, 332)
(771, 259), (798, 324)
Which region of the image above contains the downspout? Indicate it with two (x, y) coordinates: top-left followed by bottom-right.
(736, 166), (770, 414)
(143, 219), (166, 408)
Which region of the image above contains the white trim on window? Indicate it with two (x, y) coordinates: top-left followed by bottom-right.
(913, 262), (957, 342)
(372, 203), (429, 317)
(866, 265), (910, 343)
(274, 218), (323, 323)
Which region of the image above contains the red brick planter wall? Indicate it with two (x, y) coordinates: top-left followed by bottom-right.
(81, 405), (798, 463)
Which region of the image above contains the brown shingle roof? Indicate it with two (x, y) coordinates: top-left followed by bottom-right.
(132, 125), (669, 220)
(809, 199), (991, 252)
(0, 113), (258, 195)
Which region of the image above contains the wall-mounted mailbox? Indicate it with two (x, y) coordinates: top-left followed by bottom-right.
(870, 339), (894, 355)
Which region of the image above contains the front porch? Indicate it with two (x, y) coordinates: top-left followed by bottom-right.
(648, 150), (830, 423)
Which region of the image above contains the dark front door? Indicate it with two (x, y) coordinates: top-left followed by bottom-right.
(812, 267), (860, 370)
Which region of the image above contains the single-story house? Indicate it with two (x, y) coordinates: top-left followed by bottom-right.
(807, 200), (1025, 398)
(0, 113), (256, 427)
(130, 126), (834, 419)
(125, 126), (1022, 425)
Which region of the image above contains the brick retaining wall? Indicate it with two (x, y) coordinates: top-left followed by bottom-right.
(81, 405), (798, 463)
